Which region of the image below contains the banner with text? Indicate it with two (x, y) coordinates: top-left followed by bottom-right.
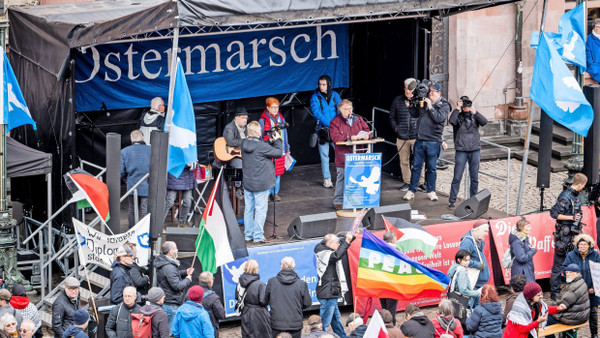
(221, 239), (321, 317)
(72, 214), (151, 269)
(74, 25), (349, 112)
(490, 205), (597, 284)
(344, 153), (382, 210)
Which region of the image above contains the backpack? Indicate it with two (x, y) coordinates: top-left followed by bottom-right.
(501, 247), (514, 269)
(131, 312), (155, 338)
(234, 280), (256, 315)
(439, 316), (457, 338)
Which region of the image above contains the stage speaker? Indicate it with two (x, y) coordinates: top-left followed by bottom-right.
(536, 111), (553, 189)
(287, 212), (338, 239)
(147, 131), (169, 239)
(454, 189), (491, 219)
(584, 85), (600, 185)
(362, 204), (411, 230)
(165, 227), (200, 252)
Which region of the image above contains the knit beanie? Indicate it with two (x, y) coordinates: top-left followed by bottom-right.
(147, 287), (165, 303)
(188, 285), (204, 303)
(73, 310), (89, 325)
(523, 282), (542, 300)
(11, 284), (26, 297)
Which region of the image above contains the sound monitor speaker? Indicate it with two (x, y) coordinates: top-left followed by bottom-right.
(536, 111), (553, 189)
(147, 131), (169, 239)
(584, 85), (600, 184)
(453, 189), (491, 219)
(287, 212), (338, 239)
(362, 204), (412, 230)
(165, 227), (200, 252)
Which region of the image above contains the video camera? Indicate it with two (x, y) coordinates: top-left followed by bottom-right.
(408, 79), (433, 108)
(571, 206), (584, 233)
(265, 122), (289, 138)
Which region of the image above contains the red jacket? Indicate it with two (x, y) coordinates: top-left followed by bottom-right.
(432, 314), (464, 338)
(260, 111), (286, 176)
(329, 114), (370, 168)
(503, 305), (559, 338)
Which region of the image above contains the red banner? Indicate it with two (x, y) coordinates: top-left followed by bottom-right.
(490, 205), (597, 284)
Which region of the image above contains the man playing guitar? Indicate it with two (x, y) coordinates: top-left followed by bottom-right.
(221, 106), (248, 198)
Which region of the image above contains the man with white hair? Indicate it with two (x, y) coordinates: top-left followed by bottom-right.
(346, 313), (367, 337)
(265, 257), (312, 338)
(138, 97), (166, 145)
(18, 319), (35, 338)
(121, 129), (151, 228)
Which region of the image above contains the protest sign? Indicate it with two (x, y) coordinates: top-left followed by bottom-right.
(343, 153), (382, 209)
(590, 261), (600, 296)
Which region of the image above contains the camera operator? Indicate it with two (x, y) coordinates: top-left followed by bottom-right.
(259, 97), (290, 202)
(549, 172), (588, 300)
(447, 96), (488, 208)
(389, 78), (423, 192)
(403, 82), (451, 202)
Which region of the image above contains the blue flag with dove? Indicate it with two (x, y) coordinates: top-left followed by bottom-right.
(2, 48), (36, 131)
(167, 59), (197, 177)
(530, 32), (593, 136)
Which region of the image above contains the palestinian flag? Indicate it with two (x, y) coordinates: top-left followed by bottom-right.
(383, 216), (438, 257)
(64, 169), (110, 222)
(195, 168), (248, 274)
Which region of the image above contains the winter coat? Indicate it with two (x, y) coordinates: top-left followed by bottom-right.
(563, 247), (600, 306)
(139, 302), (170, 338)
(587, 33), (600, 83)
(265, 269), (312, 331)
(502, 292), (519, 327)
(458, 231), (490, 288)
(432, 314), (463, 338)
(305, 329), (341, 338)
(105, 302), (141, 338)
(466, 302), (503, 337)
(349, 324), (368, 338)
(52, 291), (80, 338)
(552, 275), (590, 325)
(129, 262), (149, 295)
(389, 95), (418, 140)
(329, 114), (371, 168)
(241, 137), (283, 192)
(311, 89), (342, 128)
(385, 323), (403, 338)
(120, 142), (151, 196)
(199, 282), (225, 337)
(62, 325), (88, 338)
(504, 293), (559, 338)
(110, 260), (134, 304)
(400, 312), (436, 338)
(166, 168), (196, 191)
(447, 263), (481, 307)
(223, 119), (246, 148)
(153, 254), (191, 305)
(408, 97), (451, 142)
(448, 109), (487, 152)
(236, 273), (271, 338)
(314, 238), (350, 299)
(509, 232), (537, 282)
(10, 296), (41, 331)
(259, 110), (289, 176)
(172, 301), (215, 338)
(138, 109), (165, 146)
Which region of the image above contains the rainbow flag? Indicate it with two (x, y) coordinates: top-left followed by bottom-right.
(356, 230), (450, 300)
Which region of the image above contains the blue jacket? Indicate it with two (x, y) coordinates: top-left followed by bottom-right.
(587, 33), (600, 83)
(167, 168), (196, 191)
(466, 302), (503, 338)
(310, 89), (341, 128)
(447, 263), (481, 307)
(120, 142), (151, 197)
(172, 301), (215, 338)
(459, 231), (490, 288)
(509, 232), (537, 282)
(563, 247), (600, 306)
(62, 325), (88, 338)
(109, 261), (133, 304)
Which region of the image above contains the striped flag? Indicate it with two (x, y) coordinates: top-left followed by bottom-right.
(364, 310), (389, 338)
(383, 216), (438, 257)
(64, 169), (110, 222)
(356, 230), (449, 300)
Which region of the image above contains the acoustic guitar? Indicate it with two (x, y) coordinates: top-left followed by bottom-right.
(213, 137), (241, 163)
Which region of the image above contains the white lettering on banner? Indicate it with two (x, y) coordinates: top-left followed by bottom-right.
(529, 235), (554, 253)
(75, 25), (340, 84)
(345, 154), (382, 162)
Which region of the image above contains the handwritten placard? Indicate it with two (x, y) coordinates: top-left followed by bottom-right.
(589, 261), (600, 296)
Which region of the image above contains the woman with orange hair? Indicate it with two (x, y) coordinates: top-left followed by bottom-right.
(466, 285), (503, 337)
(259, 97), (290, 201)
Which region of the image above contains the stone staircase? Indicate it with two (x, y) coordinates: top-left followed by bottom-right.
(513, 122), (574, 172)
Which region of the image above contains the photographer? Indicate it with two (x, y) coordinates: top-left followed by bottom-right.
(311, 75), (342, 189)
(447, 96), (488, 208)
(389, 78), (423, 192)
(549, 172), (588, 300)
(259, 97), (290, 202)
(403, 82), (451, 202)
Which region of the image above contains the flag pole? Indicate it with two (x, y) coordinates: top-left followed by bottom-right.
(165, 16), (180, 133)
(74, 231), (99, 323)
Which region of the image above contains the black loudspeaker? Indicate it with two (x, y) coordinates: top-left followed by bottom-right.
(454, 189), (491, 219)
(536, 111), (553, 188)
(584, 86), (600, 185)
(363, 204), (412, 230)
(165, 227), (200, 252)
(287, 212), (338, 239)
(147, 131), (169, 239)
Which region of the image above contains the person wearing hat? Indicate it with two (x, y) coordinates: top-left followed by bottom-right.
(345, 313), (367, 338)
(62, 309), (90, 338)
(563, 233), (600, 337)
(305, 314), (340, 338)
(123, 242), (149, 296)
(310, 74), (342, 189)
(139, 287), (170, 338)
(389, 78), (423, 192)
(504, 282), (566, 338)
(120, 129), (151, 228)
(52, 277), (81, 338)
(9, 284), (40, 335)
(547, 263), (589, 332)
(105, 286), (141, 338)
(109, 245), (135, 305)
(222, 106), (248, 199)
(0, 290), (22, 329)
(403, 81), (451, 202)
(172, 286), (214, 338)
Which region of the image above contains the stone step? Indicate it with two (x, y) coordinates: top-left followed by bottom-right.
(513, 151), (567, 172)
(40, 310), (52, 328)
(531, 122), (574, 145)
(77, 269), (110, 289)
(520, 135), (573, 160)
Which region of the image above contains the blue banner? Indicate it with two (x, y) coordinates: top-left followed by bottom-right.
(221, 239), (321, 317)
(75, 25), (349, 112)
(343, 153), (382, 209)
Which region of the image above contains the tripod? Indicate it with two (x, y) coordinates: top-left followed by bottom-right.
(265, 190), (281, 239)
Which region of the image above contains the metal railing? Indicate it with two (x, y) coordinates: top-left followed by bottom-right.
(371, 106), (512, 215)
